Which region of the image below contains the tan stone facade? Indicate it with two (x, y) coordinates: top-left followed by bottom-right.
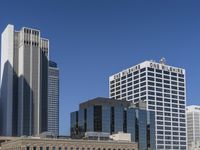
(1, 138), (138, 150)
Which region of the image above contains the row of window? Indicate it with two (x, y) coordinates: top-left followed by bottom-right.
(157, 131), (186, 135)
(157, 145), (186, 150)
(157, 113), (185, 118)
(149, 106), (185, 112)
(148, 87), (185, 94)
(157, 112), (185, 117)
(110, 79), (185, 90)
(147, 67), (184, 76)
(157, 140), (186, 144)
(148, 77), (185, 84)
(24, 40), (39, 46)
(157, 121), (186, 127)
(26, 147), (135, 150)
(111, 94), (186, 104)
(148, 97), (185, 103)
(24, 28), (39, 35)
(111, 88), (185, 98)
(157, 125), (186, 130)
(149, 102), (185, 108)
(148, 92), (185, 98)
(110, 82), (185, 93)
(147, 73), (184, 81)
(110, 74), (184, 86)
(156, 116), (186, 122)
(157, 135), (186, 140)
(110, 67), (184, 84)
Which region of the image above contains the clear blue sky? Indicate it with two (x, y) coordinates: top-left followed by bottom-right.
(1, 0), (200, 135)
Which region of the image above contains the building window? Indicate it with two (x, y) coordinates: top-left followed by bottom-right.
(164, 71), (169, 75)
(140, 72), (146, 77)
(94, 105), (102, 132)
(140, 68), (146, 72)
(33, 147), (37, 150)
(148, 68), (154, 72)
(148, 72), (154, 76)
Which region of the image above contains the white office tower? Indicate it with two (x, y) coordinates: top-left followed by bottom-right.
(109, 59), (187, 150)
(48, 61), (59, 136)
(0, 24), (49, 136)
(186, 106), (200, 150)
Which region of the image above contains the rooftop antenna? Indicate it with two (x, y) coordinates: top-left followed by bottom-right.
(160, 57), (166, 65)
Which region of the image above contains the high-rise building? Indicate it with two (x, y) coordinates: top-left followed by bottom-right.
(109, 59), (187, 150)
(0, 24), (49, 136)
(70, 97), (155, 150)
(48, 60), (59, 136)
(186, 105), (200, 150)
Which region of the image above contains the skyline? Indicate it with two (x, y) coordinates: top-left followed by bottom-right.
(1, 0), (200, 135)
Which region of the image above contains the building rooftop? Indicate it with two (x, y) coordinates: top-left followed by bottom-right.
(79, 97), (131, 109)
(109, 59), (185, 80)
(49, 60), (58, 68)
(186, 105), (200, 111)
(1, 136), (136, 144)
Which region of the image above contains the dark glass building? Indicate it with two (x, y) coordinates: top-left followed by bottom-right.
(70, 97), (155, 150)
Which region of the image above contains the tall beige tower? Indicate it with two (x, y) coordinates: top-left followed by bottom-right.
(0, 24), (49, 136)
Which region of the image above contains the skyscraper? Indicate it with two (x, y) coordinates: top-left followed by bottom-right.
(186, 105), (200, 150)
(48, 60), (59, 136)
(0, 24), (49, 136)
(109, 59), (187, 150)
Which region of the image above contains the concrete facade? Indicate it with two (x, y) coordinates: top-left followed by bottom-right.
(109, 59), (187, 150)
(1, 138), (138, 150)
(48, 61), (59, 136)
(186, 105), (200, 150)
(0, 24), (49, 136)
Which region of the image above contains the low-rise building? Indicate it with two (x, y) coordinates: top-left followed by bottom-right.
(0, 136), (20, 149)
(1, 137), (138, 150)
(110, 132), (131, 142)
(70, 97), (155, 150)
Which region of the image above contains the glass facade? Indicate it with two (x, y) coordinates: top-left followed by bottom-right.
(102, 105), (111, 133)
(127, 108), (136, 142)
(114, 106), (123, 132)
(70, 111), (78, 138)
(138, 110), (147, 150)
(87, 106), (94, 131)
(70, 97), (155, 150)
(78, 109), (85, 137)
